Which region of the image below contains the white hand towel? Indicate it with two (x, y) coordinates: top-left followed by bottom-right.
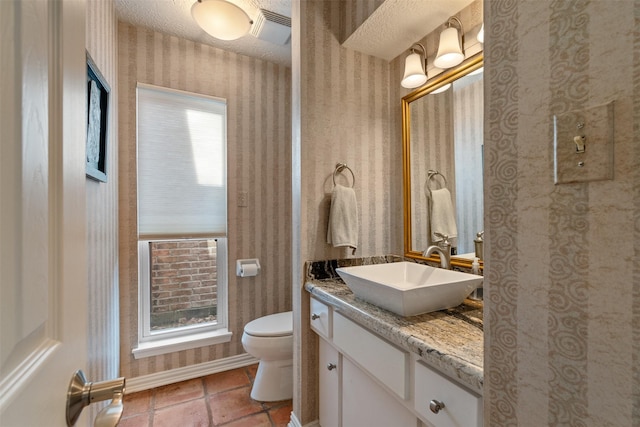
(429, 188), (457, 242)
(327, 184), (358, 254)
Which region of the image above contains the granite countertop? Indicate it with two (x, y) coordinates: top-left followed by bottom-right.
(304, 258), (484, 395)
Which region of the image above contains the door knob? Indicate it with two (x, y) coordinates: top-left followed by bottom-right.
(66, 370), (126, 426)
(311, 313), (320, 320)
(327, 363), (337, 371)
(94, 391), (124, 427)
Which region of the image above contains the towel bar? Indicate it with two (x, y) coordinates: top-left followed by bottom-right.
(332, 163), (355, 188)
(426, 169), (447, 195)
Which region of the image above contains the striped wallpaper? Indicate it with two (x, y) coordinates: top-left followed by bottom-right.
(69, 1), (640, 425)
(408, 90), (455, 251)
(117, 23), (292, 379)
(452, 74), (483, 255)
(339, 0), (385, 43)
(294, 0), (395, 421)
(85, 0), (119, 420)
(293, 0), (482, 423)
(405, 63), (484, 256)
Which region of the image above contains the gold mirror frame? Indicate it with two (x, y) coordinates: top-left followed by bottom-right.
(402, 53), (483, 269)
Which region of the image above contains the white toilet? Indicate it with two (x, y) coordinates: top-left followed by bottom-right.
(241, 311), (293, 402)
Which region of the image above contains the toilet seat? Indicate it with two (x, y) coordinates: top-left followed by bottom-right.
(244, 311), (292, 337)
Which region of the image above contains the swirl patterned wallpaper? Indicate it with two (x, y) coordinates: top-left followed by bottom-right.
(485, 0), (640, 425)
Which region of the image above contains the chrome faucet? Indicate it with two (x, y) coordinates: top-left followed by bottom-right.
(422, 232), (452, 269)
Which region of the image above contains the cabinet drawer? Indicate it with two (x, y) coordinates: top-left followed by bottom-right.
(310, 297), (331, 339)
(414, 361), (482, 427)
(333, 312), (408, 399)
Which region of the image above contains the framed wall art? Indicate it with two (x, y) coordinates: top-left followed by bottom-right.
(86, 52), (110, 182)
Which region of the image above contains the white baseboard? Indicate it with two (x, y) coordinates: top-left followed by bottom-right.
(288, 412), (320, 427)
(288, 412), (301, 427)
(125, 353), (259, 394)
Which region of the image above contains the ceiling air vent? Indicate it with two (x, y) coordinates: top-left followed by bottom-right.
(250, 9), (291, 45)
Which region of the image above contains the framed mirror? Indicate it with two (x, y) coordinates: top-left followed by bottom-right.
(402, 54), (483, 268)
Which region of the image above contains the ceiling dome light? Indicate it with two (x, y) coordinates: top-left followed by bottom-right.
(192, 0), (253, 41)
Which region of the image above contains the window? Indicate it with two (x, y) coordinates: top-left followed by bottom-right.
(134, 84), (230, 358)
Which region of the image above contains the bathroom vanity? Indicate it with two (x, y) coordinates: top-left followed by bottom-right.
(305, 263), (483, 427)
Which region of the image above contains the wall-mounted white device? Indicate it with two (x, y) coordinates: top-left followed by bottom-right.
(236, 259), (261, 277)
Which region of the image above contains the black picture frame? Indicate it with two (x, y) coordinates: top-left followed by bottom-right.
(86, 52), (110, 182)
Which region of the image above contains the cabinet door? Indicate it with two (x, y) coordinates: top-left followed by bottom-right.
(333, 312), (408, 399)
(342, 358), (417, 427)
(319, 338), (340, 427)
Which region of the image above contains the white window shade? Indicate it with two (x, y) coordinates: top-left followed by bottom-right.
(137, 84), (227, 238)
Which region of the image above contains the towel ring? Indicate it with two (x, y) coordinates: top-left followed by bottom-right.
(332, 163), (355, 188)
(426, 169), (447, 194)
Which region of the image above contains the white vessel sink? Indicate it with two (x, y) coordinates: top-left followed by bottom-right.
(335, 262), (483, 317)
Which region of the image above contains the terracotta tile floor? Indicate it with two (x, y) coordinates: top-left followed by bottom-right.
(119, 364), (292, 427)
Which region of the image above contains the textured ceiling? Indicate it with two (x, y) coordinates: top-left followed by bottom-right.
(115, 0), (475, 67)
(115, 0), (292, 66)
(343, 0), (476, 62)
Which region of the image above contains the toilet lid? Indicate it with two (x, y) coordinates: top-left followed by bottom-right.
(244, 311), (293, 337)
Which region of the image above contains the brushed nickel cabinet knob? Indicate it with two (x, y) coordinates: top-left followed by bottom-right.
(429, 399), (445, 414)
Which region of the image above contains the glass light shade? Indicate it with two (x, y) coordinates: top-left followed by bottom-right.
(469, 66), (484, 76)
(434, 26), (464, 69)
(191, 0), (252, 41)
(477, 23), (484, 43)
(401, 52), (427, 89)
(430, 83), (452, 94)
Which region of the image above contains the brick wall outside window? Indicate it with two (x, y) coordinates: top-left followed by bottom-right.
(149, 239), (217, 330)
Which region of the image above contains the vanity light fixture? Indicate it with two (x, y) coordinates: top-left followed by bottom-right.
(477, 23), (484, 43)
(401, 43), (428, 89)
(433, 17), (465, 69)
(191, 0), (253, 41)
(430, 83), (451, 94)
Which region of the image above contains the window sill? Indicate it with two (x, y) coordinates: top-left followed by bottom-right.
(133, 329), (232, 359)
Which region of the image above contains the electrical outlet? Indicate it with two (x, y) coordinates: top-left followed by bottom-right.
(238, 191), (248, 207)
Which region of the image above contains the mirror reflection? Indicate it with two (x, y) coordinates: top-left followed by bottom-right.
(403, 56), (484, 264)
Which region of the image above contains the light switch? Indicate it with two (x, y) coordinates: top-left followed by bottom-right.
(238, 191), (248, 207)
(553, 101), (614, 184)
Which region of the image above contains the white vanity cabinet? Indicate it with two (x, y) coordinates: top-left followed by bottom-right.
(310, 296), (483, 427)
(414, 361), (483, 427)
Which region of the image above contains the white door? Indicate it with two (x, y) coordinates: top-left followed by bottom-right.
(1, 0), (89, 426)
